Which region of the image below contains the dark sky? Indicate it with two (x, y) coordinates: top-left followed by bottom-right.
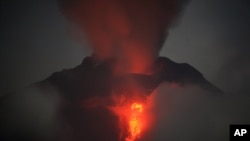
(0, 0), (250, 95)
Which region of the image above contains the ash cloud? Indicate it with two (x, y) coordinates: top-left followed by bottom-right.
(58, 0), (190, 73)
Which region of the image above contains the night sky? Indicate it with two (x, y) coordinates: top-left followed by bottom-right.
(1, 0), (250, 140)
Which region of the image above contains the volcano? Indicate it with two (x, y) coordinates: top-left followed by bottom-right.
(39, 56), (222, 141)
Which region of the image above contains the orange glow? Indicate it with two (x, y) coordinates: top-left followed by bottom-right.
(126, 103), (143, 141)
(109, 93), (155, 141)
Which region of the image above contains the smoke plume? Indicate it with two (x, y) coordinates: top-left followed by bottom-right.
(59, 0), (190, 74)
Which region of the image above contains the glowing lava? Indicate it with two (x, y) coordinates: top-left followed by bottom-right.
(126, 103), (143, 141)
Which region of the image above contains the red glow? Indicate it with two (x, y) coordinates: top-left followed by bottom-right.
(108, 93), (155, 141)
(82, 91), (156, 141)
(126, 103), (143, 141)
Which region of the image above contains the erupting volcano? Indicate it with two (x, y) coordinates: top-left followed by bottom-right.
(35, 0), (222, 141)
(0, 0), (226, 141)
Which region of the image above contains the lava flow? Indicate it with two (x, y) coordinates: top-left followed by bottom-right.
(126, 103), (143, 141)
